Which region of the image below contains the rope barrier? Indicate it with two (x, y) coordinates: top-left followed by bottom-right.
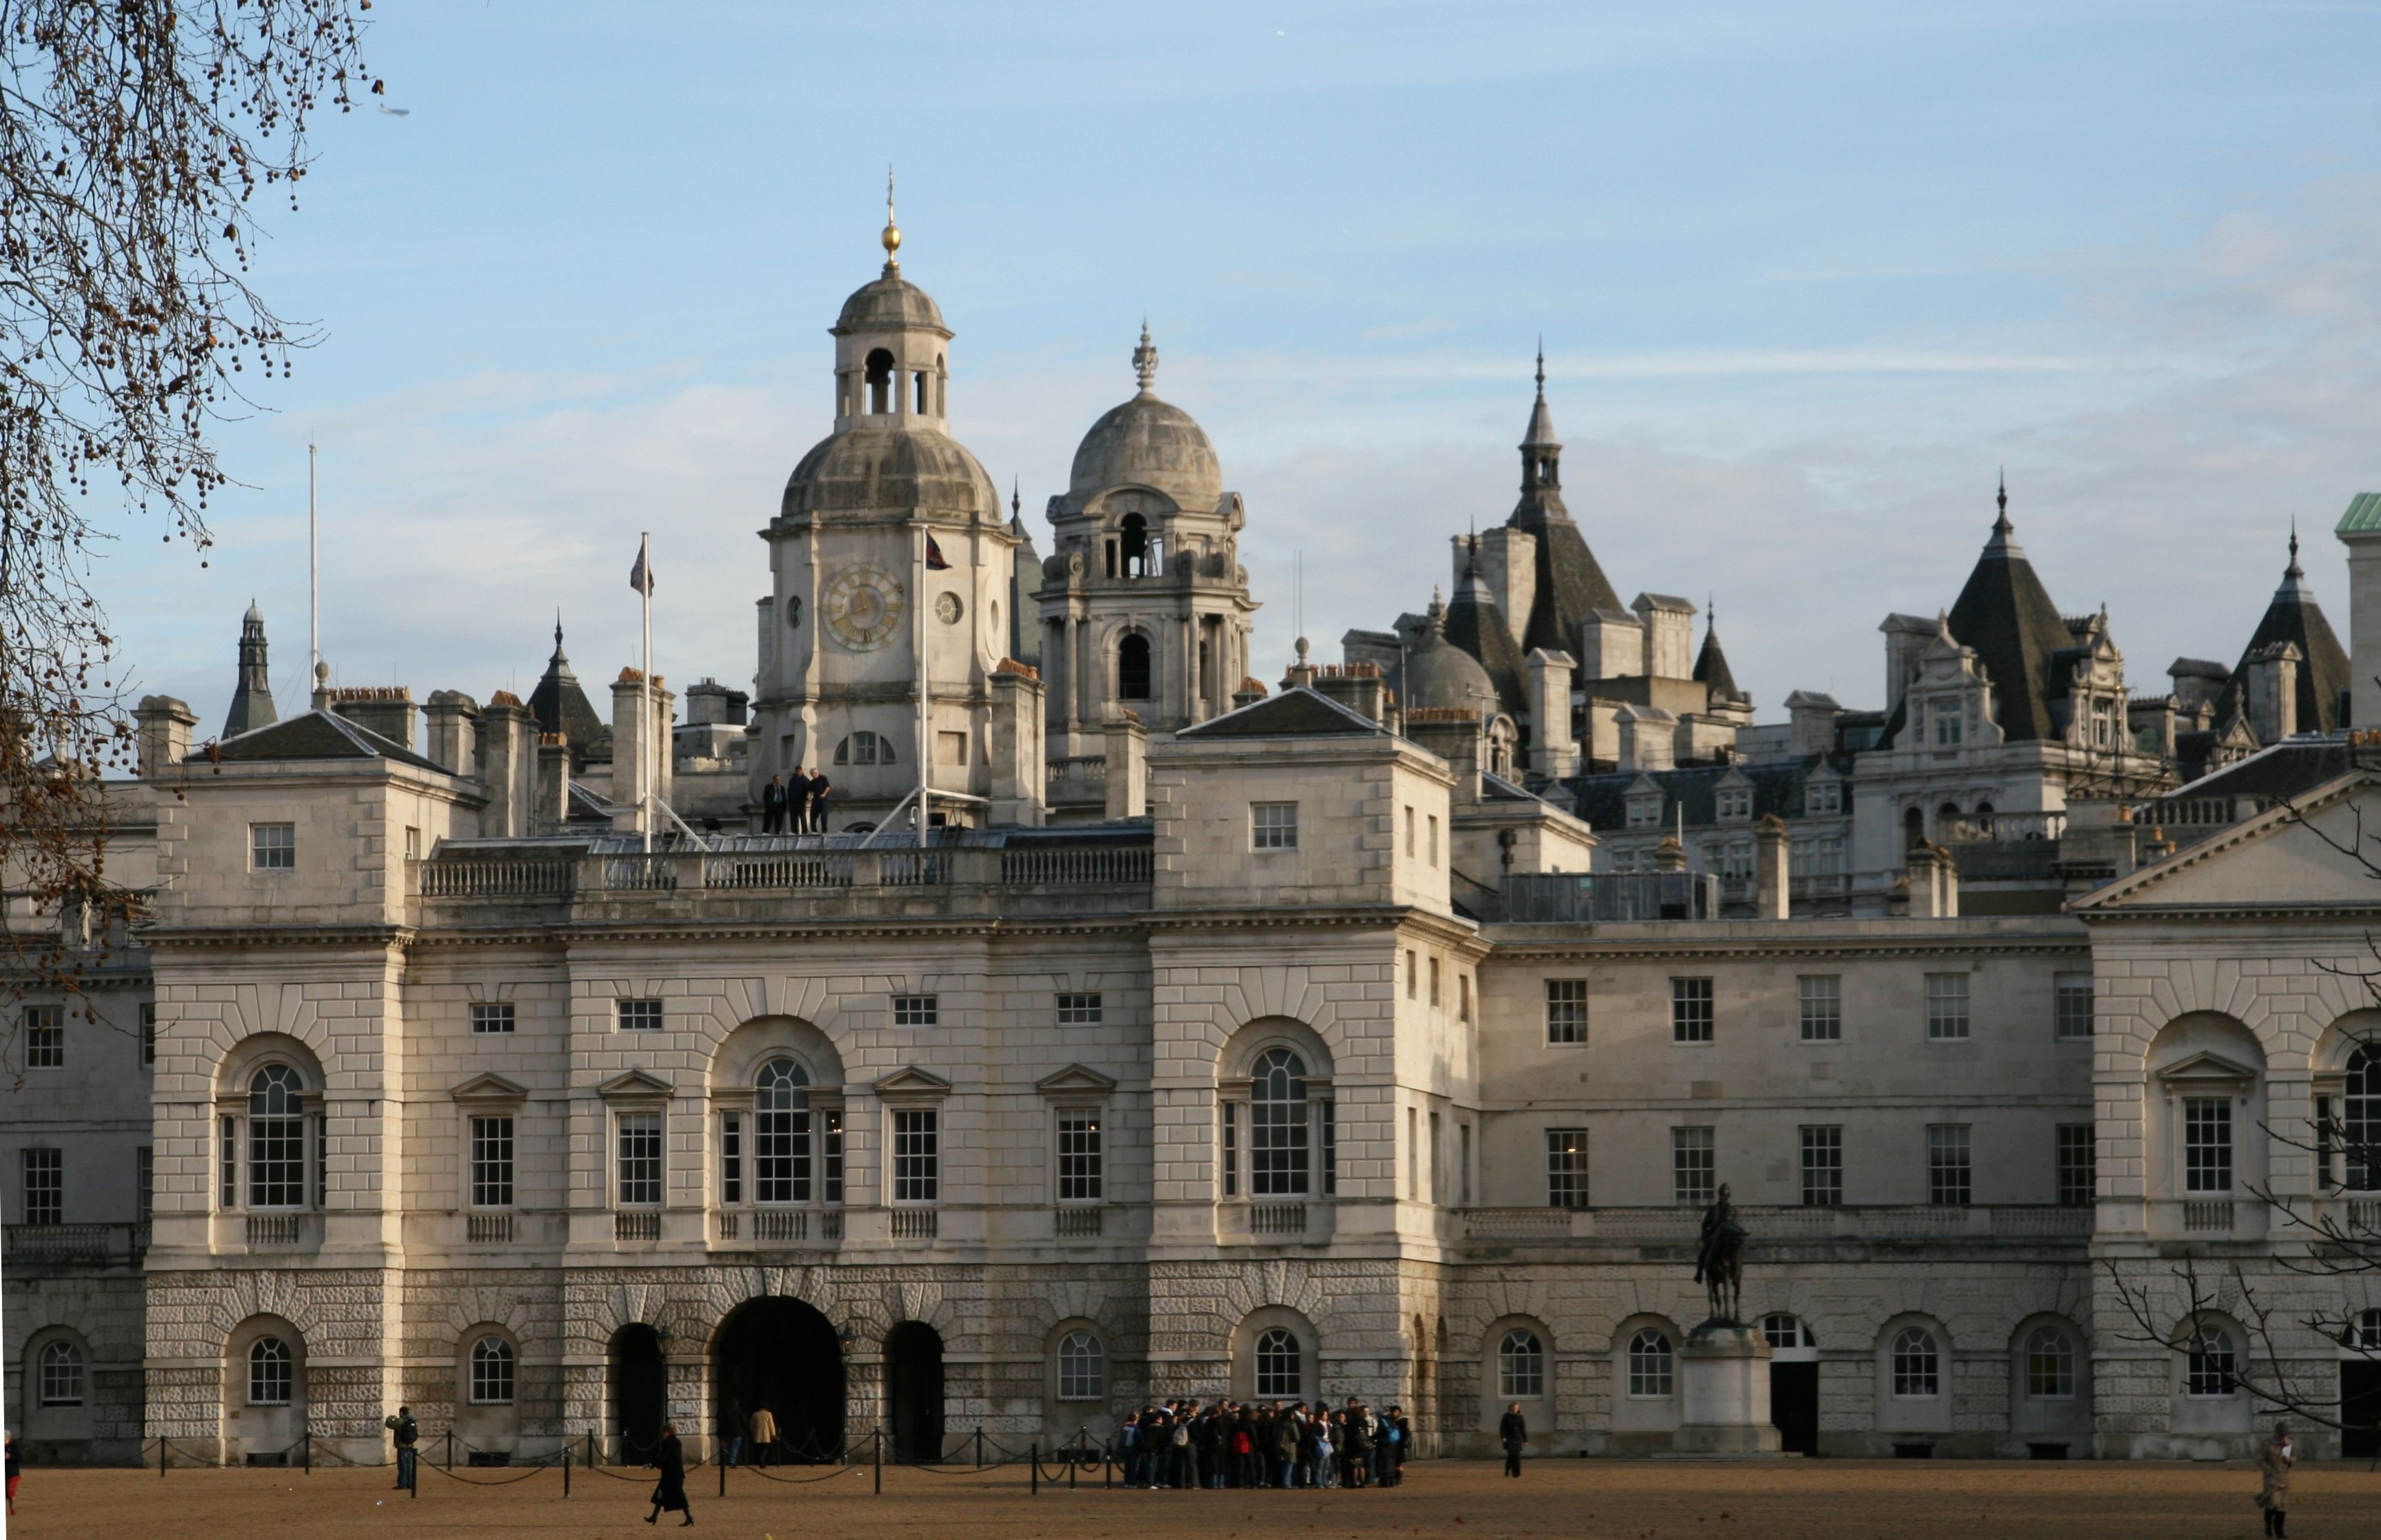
(420, 1455), (563, 1487)
(736, 1458), (872, 1485)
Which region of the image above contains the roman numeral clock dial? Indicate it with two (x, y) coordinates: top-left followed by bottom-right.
(822, 565), (905, 651)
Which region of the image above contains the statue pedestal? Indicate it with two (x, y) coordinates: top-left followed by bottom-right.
(1672, 1321), (1783, 1456)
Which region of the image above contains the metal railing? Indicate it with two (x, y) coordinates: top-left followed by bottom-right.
(1506, 871), (1719, 923)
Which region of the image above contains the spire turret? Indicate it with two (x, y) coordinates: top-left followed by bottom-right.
(223, 601), (278, 739)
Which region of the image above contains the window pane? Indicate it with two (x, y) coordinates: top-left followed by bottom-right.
(2054, 975), (2093, 1040)
(1797, 977), (1841, 1042)
(1056, 993), (1102, 1026)
(1250, 1049), (1310, 1197)
(617, 999), (664, 1031)
(1057, 1330), (1103, 1401)
(1546, 980), (1588, 1045)
(1252, 802), (1299, 850)
(23, 1004), (63, 1068)
(756, 1058), (811, 1204)
(1628, 1330), (1674, 1397)
(1799, 1126), (1843, 1206)
(2025, 1327), (2075, 1399)
(2056, 1124), (2095, 1206)
(2185, 1098), (2233, 1193)
(893, 1108), (939, 1202)
(1499, 1330), (1545, 1398)
(892, 995), (938, 1028)
(39, 1340), (84, 1406)
(1925, 974), (1970, 1041)
(250, 1338), (293, 1406)
(470, 1115), (514, 1208)
(1255, 1327), (1300, 1397)
(1672, 1126), (1715, 1206)
(471, 1337), (516, 1405)
(1058, 1113), (1103, 1203)
(1892, 1328), (1939, 1397)
(1927, 1124), (1972, 1206)
(618, 1113), (663, 1206)
(1546, 1128), (1590, 1209)
(1671, 977), (1714, 1043)
(471, 1003), (516, 1034)
(22, 1146), (62, 1224)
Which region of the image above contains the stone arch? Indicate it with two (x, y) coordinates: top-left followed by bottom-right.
(1213, 1258), (1332, 1326)
(213, 1030), (325, 1100)
(1217, 1015), (1336, 1082)
(2314, 1006), (2381, 1073)
(1229, 1306), (1319, 1403)
(2142, 1011), (2267, 1208)
(19, 1324), (96, 1446)
(709, 1015), (845, 1091)
(204, 1272), (327, 1341)
(1875, 1312), (1954, 1438)
(1480, 1314), (1554, 1432)
(1609, 1312), (1683, 1443)
(2007, 1310), (2092, 1450)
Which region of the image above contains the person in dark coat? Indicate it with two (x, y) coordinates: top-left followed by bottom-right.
(1499, 1401), (1527, 1477)
(760, 775), (787, 834)
(645, 1422), (692, 1526)
(788, 770), (814, 835)
(808, 771), (832, 833)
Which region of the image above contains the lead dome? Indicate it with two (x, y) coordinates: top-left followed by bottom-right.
(1067, 325), (1223, 509)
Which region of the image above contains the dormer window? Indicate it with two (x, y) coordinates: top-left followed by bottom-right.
(1804, 780), (1841, 816)
(1716, 787), (1752, 822)
(1931, 700), (1963, 747)
(1627, 793), (1662, 829)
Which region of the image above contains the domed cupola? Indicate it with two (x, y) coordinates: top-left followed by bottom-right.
(1396, 591), (1500, 715)
(1066, 325), (1223, 511)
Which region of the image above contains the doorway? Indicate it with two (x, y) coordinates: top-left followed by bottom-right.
(608, 1324), (667, 1463)
(1770, 1362), (1820, 1456)
(885, 1321), (946, 1463)
(714, 1297), (847, 1461)
(2344, 1361), (2381, 1459)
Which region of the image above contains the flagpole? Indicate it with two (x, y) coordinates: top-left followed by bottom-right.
(640, 530), (653, 856)
(916, 522), (929, 851)
(307, 440), (318, 700)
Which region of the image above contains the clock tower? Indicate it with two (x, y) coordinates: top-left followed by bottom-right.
(751, 203), (1020, 831)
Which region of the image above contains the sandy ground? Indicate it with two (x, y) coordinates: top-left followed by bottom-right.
(4, 1457), (2375, 1539)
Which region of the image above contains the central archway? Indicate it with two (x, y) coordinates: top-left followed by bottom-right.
(713, 1298), (845, 1461)
(884, 1321), (945, 1463)
(607, 1324), (666, 1463)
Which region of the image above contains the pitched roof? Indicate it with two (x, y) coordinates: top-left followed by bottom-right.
(1942, 489), (2074, 742)
(2336, 491), (2381, 536)
(1177, 685), (1385, 740)
(1502, 374), (1623, 652)
(1562, 755), (1850, 829)
(2212, 532), (2351, 735)
(1443, 544), (1529, 717)
(528, 620), (607, 764)
(1693, 616), (1745, 705)
(203, 709), (451, 774)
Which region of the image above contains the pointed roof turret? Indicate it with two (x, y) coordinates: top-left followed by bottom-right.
(1941, 480), (2074, 741)
(2213, 525), (2351, 735)
(1693, 598), (1746, 706)
(223, 600), (279, 739)
(1503, 349), (1623, 654)
(1522, 341), (1560, 451)
(1443, 534), (1530, 717)
(527, 616), (607, 766)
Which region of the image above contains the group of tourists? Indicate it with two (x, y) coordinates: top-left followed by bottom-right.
(758, 771), (831, 834)
(1112, 1398), (1412, 1489)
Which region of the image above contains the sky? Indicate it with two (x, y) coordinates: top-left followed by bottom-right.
(101, 0), (2381, 736)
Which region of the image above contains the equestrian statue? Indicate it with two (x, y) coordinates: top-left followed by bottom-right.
(1693, 1183), (1748, 1325)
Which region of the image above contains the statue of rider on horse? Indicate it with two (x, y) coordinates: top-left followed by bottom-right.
(1693, 1184), (1747, 1325)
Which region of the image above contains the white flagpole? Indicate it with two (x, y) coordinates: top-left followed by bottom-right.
(640, 530), (653, 856)
(307, 440), (318, 701)
(916, 523), (929, 851)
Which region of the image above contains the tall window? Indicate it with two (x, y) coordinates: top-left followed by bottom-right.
(755, 1058), (812, 1204)
(616, 1112), (662, 1206)
(248, 1065), (307, 1208)
(1672, 1126), (1715, 1206)
(136, 1145), (152, 1222)
(1546, 1128), (1590, 1209)
(1927, 1124), (1972, 1206)
(21, 1146), (61, 1224)
(2185, 1324), (2237, 1397)
(141, 1002), (156, 1064)
(2184, 1098), (2233, 1193)
(2054, 975), (2094, 1040)
(469, 1115), (514, 1208)
(1546, 979), (1588, 1044)
(249, 1337), (294, 1406)
(892, 1108), (939, 1202)
(1057, 1330), (1104, 1401)
(23, 1004), (62, 1067)
(1925, 973), (1970, 1040)
(720, 1113), (742, 1204)
(1799, 1126), (1843, 1206)
(823, 1111), (845, 1205)
(2024, 1326), (2076, 1399)
(1251, 802), (1298, 850)
(1117, 634), (1153, 700)
(1057, 1111), (1103, 1202)
(1219, 1101), (1237, 1197)
(2056, 1124), (2095, 1206)
(1671, 977), (1714, 1043)
(1891, 1328), (1940, 1397)
(2344, 1046), (2378, 1191)
(1250, 1048), (1310, 1197)
(1797, 976), (1841, 1042)
(470, 1337), (516, 1405)
(1627, 1330), (1674, 1397)
(1255, 1327), (1301, 1398)
(38, 1340), (84, 1406)
(250, 822), (296, 871)
(1499, 1328), (1545, 1397)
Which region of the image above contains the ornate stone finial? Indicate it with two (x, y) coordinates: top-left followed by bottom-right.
(1012, 477), (1022, 519)
(1535, 337), (1546, 396)
(1295, 635), (1310, 665)
(881, 165), (902, 272)
(2289, 518), (2302, 576)
(1133, 321), (1158, 394)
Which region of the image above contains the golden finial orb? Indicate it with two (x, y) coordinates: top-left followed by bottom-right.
(881, 166), (901, 268)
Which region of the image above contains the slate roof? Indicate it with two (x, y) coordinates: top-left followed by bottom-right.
(2212, 534), (2351, 736)
(1443, 545), (1530, 718)
(1693, 618), (1745, 705)
(1502, 375), (1623, 653)
(1177, 686), (1386, 739)
(1562, 755), (1850, 830)
(1935, 492), (2074, 742)
(203, 709), (452, 775)
(529, 621), (608, 767)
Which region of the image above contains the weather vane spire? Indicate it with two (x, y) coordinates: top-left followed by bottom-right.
(1535, 336), (1546, 396)
(881, 165), (902, 271)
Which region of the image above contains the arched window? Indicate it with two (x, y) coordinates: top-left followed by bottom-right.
(913, 368), (928, 414)
(2024, 1326), (2076, 1399)
(1118, 634), (1153, 701)
(38, 1339), (84, 1406)
(2347, 1045), (2379, 1191)
(1254, 1326), (1300, 1398)
(755, 1057), (812, 1204)
(1057, 1330), (1103, 1401)
(865, 348), (894, 414)
(1626, 1329), (1673, 1397)
(1498, 1328), (1545, 1398)
(1249, 1048), (1309, 1197)
(2185, 1324), (2238, 1397)
(835, 731), (893, 767)
(1892, 1328), (1940, 1397)
(1903, 807), (1925, 849)
(470, 1336), (516, 1406)
(1120, 513), (1149, 576)
(248, 1064), (307, 1208)
(1761, 1315), (1807, 1350)
(249, 1337), (294, 1406)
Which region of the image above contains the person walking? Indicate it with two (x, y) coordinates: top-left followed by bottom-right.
(2258, 1421), (2295, 1538)
(721, 1399), (743, 1468)
(1499, 1401), (1527, 1478)
(6, 1428), (20, 1517)
(760, 775), (787, 834)
(748, 1403), (778, 1470)
(645, 1422), (692, 1527)
(387, 1404), (418, 1490)
(1382, 1404), (1407, 1487)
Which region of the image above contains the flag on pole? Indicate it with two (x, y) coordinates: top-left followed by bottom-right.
(629, 541), (655, 595)
(924, 533), (951, 571)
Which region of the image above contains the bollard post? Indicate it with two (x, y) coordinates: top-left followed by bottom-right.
(975, 1426), (983, 1468)
(873, 1427), (882, 1495)
(589, 1430), (597, 1470)
(563, 1446), (571, 1498)
(303, 1431), (312, 1475)
(1030, 1441), (1038, 1495)
(447, 1429), (454, 1472)
(1104, 1439), (1112, 1488)
(718, 1448), (727, 1498)
(159, 1437), (167, 1478)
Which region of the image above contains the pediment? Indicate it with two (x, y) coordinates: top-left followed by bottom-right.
(2076, 771), (2381, 913)
(2154, 1051), (2261, 1088)
(449, 1072), (529, 1103)
(596, 1068), (674, 1101)
(873, 1065), (951, 1097)
(1036, 1063), (1118, 1095)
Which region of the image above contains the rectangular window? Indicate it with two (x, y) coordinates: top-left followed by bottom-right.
(471, 1002), (516, 1035)
(1057, 1111), (1103, 1203)
(1805, 780), (1841, 815)
(1627, 796), (1662, 829)
(1252, 801), (1299, 850)
(1799, 1125), (1843, 1206)
(1220, 1102), (1238, 1197)
(23, 1004), (62, 1068)
(891, 1108), (939, 1202)
(1427, 814), (1439, 867)
(1407, 1106), (1419, 1199)
(1932, 702), (1963, 746)
(2056, 1123), (2095, 1207)
(1428, 956), (1441, 1007)
(616, 998), (663, 1032)
(136, 1145), (153, 1223)
(1927, 1123), (1972, 1206)
(616, 1112), (663, 1206)
(1546, 978), (1589, 1044)
(1925, 973), (1970, 1041)
(403, 825), (421, 861)
(140, 1003), (156, 1065)
(251, 822), (296, 871)
(892, 995), (938, 1028)
(220, 1115), (237, 1208)
(1405, 805), (1416, 857)
(1818, 835), (1846, 876)
(1406, 949), (1417, 1000)
(22, 1146), (61, 1224)
(1798, 976), (1841, 1042)
(1547, 1128), (1590, 1209)
(1671, 977), (1714, 1044)
(2054, 974), (2094, 1041)
(1458, 973), (1472, 1024)
(1459, 1120), (1472, 1204)
(1319, 1100), (1337, 1197)
(1671, 1126), (1716, 1206)
(250, 1104), (306, 1209)
(1256, 1084), (1312, 1198)
(1055, 992), (1102, 1026)
(1716, 787), (1752, 821)
(2185, 1097), (2232, 1193)
(1429, 1110), (1442, 1202)
(720, 1113), (742, 1206)
(469, 1115), (515, 1208)
(822, 1111), (844, 1204)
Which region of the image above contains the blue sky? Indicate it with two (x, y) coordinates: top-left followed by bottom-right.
(116, 1), (2381, 734)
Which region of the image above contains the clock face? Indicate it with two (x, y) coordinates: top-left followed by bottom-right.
(934, 591), (962, 625)
(823, 565), (906, 651)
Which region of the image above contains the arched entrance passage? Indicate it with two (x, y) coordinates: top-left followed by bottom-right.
(713, 1297), (846, 1461)
(884, 1321), (945, 1463)
(608, 1324), (666, 1463)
